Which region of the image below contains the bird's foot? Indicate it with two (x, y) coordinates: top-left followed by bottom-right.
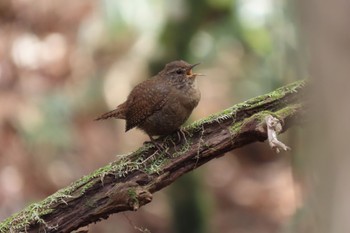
(176, 128), (189, 145)
(145, 135), (171, 157)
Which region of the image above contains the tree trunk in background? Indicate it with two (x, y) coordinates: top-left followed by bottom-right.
(296, 1), (350, 232)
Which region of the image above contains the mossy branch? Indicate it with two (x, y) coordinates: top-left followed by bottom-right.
(0, 80), (307, 233)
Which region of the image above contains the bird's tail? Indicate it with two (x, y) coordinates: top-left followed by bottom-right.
(94, 103), (126, 121)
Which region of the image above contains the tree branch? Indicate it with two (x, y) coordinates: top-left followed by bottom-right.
(0, 80), (307, 233)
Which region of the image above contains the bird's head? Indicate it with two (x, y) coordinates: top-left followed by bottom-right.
(161, 60), (203, 83)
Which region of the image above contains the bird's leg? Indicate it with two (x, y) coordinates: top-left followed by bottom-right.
(176, 128), (189, 145)
(140, 136), (163, 164)
(146, 134), (167, 152)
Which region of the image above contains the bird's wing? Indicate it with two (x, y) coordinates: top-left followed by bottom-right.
(125, 78), (170, 131)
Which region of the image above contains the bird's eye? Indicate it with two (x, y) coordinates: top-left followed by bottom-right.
(176, 69), (183, 74)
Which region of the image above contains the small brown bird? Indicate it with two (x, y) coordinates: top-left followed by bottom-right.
(95, 60), (202, 141)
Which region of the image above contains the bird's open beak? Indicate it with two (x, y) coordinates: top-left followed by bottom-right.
(186, 63), (205, 78)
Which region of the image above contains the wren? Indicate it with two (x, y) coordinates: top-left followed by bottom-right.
(95, 60), (202, 141)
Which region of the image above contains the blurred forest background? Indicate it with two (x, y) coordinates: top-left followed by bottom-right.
(0, 0), (305, 232)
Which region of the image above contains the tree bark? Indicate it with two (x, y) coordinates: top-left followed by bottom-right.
(0, 80), (307, 233)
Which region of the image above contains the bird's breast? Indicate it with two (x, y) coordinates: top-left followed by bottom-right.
(179, 85), (201, 110)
